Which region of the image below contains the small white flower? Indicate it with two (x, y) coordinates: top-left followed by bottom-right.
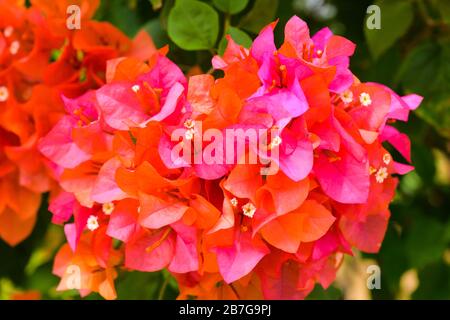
(9, 41), (20, 55)
(269, 135), (282, 148)
(375, 167), (388, 183)
(183, 119), (195, 129)
(383, 153), (392, 165)
(242, 202), (256, 218)
(316, 49), (323, 56)
(184, 128), (195, 140)
(341, 90), (353, 104)
(4, 26), (14, 38)
(359, 92), (372, 107)
(137, 206), (141, 214)
(131, 84), (140, 93)
(230, 198), (238, 207)
(102, 202), (114, 215)
(0, 86), (9, 102)
(383, 153), (391, 165)
(87, 215), (99, 231)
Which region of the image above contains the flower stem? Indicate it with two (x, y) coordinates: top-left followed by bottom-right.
(158, 276), (169, 300)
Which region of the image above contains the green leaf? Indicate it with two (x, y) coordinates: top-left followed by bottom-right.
(376, 224), (409, 294)
(307, 284), (342, 300)
(167, 0), (219, 51)
(413, 261), (450, 299)
(213, 0), (249, 15)
(398, 42), (450, 95)
(143, 18), (170, 48)
(160, 0), (175, 30)
(218, 26), (252, 55)
(404, 215), (447, 269)
(398, 41), (450, 138)
(410, 143), (436, 185)
(415, 95), (450, 139)
(116, 271), (162, 299)
(364, 0), (414, 60)
(239, 0), (279, 34)
(433, 0), (450, 24)
(95, 0), (142, 36)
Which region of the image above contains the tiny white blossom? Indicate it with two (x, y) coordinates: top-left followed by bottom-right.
(9, 41), (20, 55)
(341, 90), (353, 104)
(383, 153), (391, 165)
(375, 167), (388, 183)
(102, 202), (114, 215)
(269, 135), (282, 148)
(87, 215), (99, 231)
(184, 128), (195, 140)
(360, 92), (372, 107)
(131, 84), (140, 93)
(183, 119), (195, 129)
(0, 86), (9, 102)
(242, 202), (256, 218)
(4, 26), (13, 38)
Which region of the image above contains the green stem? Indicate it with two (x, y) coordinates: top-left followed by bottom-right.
(224, 13), (231, 32)
(416, 0), (435, 27)
(158, 276), (169, 300)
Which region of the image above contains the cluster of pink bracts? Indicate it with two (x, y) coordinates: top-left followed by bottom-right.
(35, 15), (422, 299)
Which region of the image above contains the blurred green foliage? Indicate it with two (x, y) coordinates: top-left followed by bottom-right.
(1, 0), (449, 300)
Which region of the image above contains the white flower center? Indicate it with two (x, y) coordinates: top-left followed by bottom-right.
(4, 26), (14, 38)
(341, 90), (353, 104)
(9, 41), (20, 55)
(131, 84), (140, 93)
(87, 215), (99, 231)
(383, 153), (391, 165)
(359, 92), (372, 107)
(0, 86), (9, 102)
(242, 202), (256, 218)
(183, 119), (195, 129)
(102, 202), (114, 215)
(184, 128), (195, 140)
(375, 167), (388, 183)
(268, 135), (282, 150)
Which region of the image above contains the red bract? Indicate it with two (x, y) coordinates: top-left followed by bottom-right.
(39, 16), (422, 300)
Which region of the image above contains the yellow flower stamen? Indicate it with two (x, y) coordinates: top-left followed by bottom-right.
(0, 86), (9, 102)
(131, 84), (140, 93)
(242, 202), (256, 218)
(102, 202), (114, 215)
(341, 90), (353, 104)
(87, 215), (99, 231)
(183, 119), (195, 129)
(375, 167), (388, 183)
(383, 153), (391, 165)
(9, 41), (20, 55)
(4, 26), (13, 38)
(359, 92), (372, 107)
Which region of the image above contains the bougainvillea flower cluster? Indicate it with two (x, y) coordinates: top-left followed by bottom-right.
(0, 3), (422, 299)
(0, 0), (155, 245)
